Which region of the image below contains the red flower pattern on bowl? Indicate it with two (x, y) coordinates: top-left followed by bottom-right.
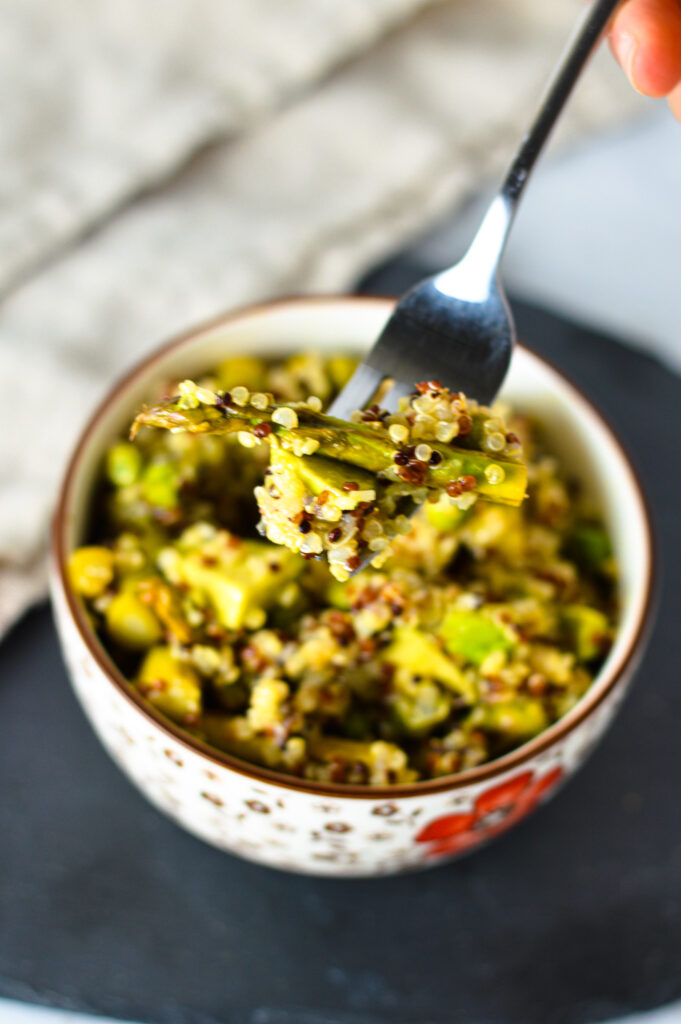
(416, 767), (564, 858)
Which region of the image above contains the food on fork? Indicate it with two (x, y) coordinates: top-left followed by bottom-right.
(132, 379), (526, 580)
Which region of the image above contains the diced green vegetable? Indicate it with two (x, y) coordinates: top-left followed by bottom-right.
(160, 535), (301, 631)
(382, 627), (476, 702)
(561, 604), (611, 661)
(307, 736), (416, 783)
(68, 546), (114, 598)
(425, 494), (469, 532)
(141, 461), (180, 509)
(203, 713), (283, 767)
(439, 608), (516, 666)
(472, 698), (548, 743)
(393, 679), (451, 735)
(565, 524), (613, 573)
(105, 591), (163, 650)
(106, 441), (143, 487)
(137, 646), (202, 724)
(326, 578), (353, 610)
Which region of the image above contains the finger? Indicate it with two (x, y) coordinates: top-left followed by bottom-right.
(667, 75), (681, 118)
(609, 0), (681, 97)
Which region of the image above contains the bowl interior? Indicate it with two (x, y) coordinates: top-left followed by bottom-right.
(57, 296), (652, 783)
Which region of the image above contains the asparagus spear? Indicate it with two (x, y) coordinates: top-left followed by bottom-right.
(131, 388), (526, 506)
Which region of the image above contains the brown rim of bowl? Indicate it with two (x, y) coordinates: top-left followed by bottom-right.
(51, 294), (656, 800)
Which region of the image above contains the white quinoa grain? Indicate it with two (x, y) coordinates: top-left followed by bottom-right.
(389, 423), (409, 444)
(435, 422), (457, 443)
(194, 385), (219, 405)
(485, 432), (506, 452)
(237, 431), (257, 448)
(393, 512), (409, 536)
(231, 386), (250, 406)
(484, 464), (506, 485)
(413, 395), (436, 415)
(363, 519), (383, 540)
(272, 406), (299, 429)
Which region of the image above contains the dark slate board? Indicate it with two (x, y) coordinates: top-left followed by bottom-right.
(1, 297), (679, 1024)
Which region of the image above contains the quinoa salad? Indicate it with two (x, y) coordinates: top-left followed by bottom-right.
(69, 352), (617, 786)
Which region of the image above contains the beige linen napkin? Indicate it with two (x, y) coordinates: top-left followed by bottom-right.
(0, 0), (646, 636)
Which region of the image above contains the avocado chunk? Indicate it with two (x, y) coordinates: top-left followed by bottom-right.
(160, 530), (301, 631)
(137, 646), (202, 725)
(561, 604), (611, 662)
(382, 627), (476, 703)
(425, 494), (470, 532)
(439, 608), (516, 667)
(393, 679), (451, 735)
(326, 578), (353, 610)
(564, 524), (613, 574)
(472, 698), (548, 744)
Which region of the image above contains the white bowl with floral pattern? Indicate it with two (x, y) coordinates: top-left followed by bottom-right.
(50, 296), (654, 876)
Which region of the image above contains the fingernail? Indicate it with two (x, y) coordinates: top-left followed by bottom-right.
(611, 31), (643, 92)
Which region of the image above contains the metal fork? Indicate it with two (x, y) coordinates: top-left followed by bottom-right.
(329, 0), (620, 421)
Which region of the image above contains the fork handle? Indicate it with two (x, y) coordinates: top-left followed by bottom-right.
(502, 0), (621, 208)
(460, 0), (621, 279)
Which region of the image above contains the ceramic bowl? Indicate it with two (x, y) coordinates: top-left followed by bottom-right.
(51, 296), (654, 876)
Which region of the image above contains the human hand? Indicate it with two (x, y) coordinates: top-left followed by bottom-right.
(608, 0), (681, 120)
